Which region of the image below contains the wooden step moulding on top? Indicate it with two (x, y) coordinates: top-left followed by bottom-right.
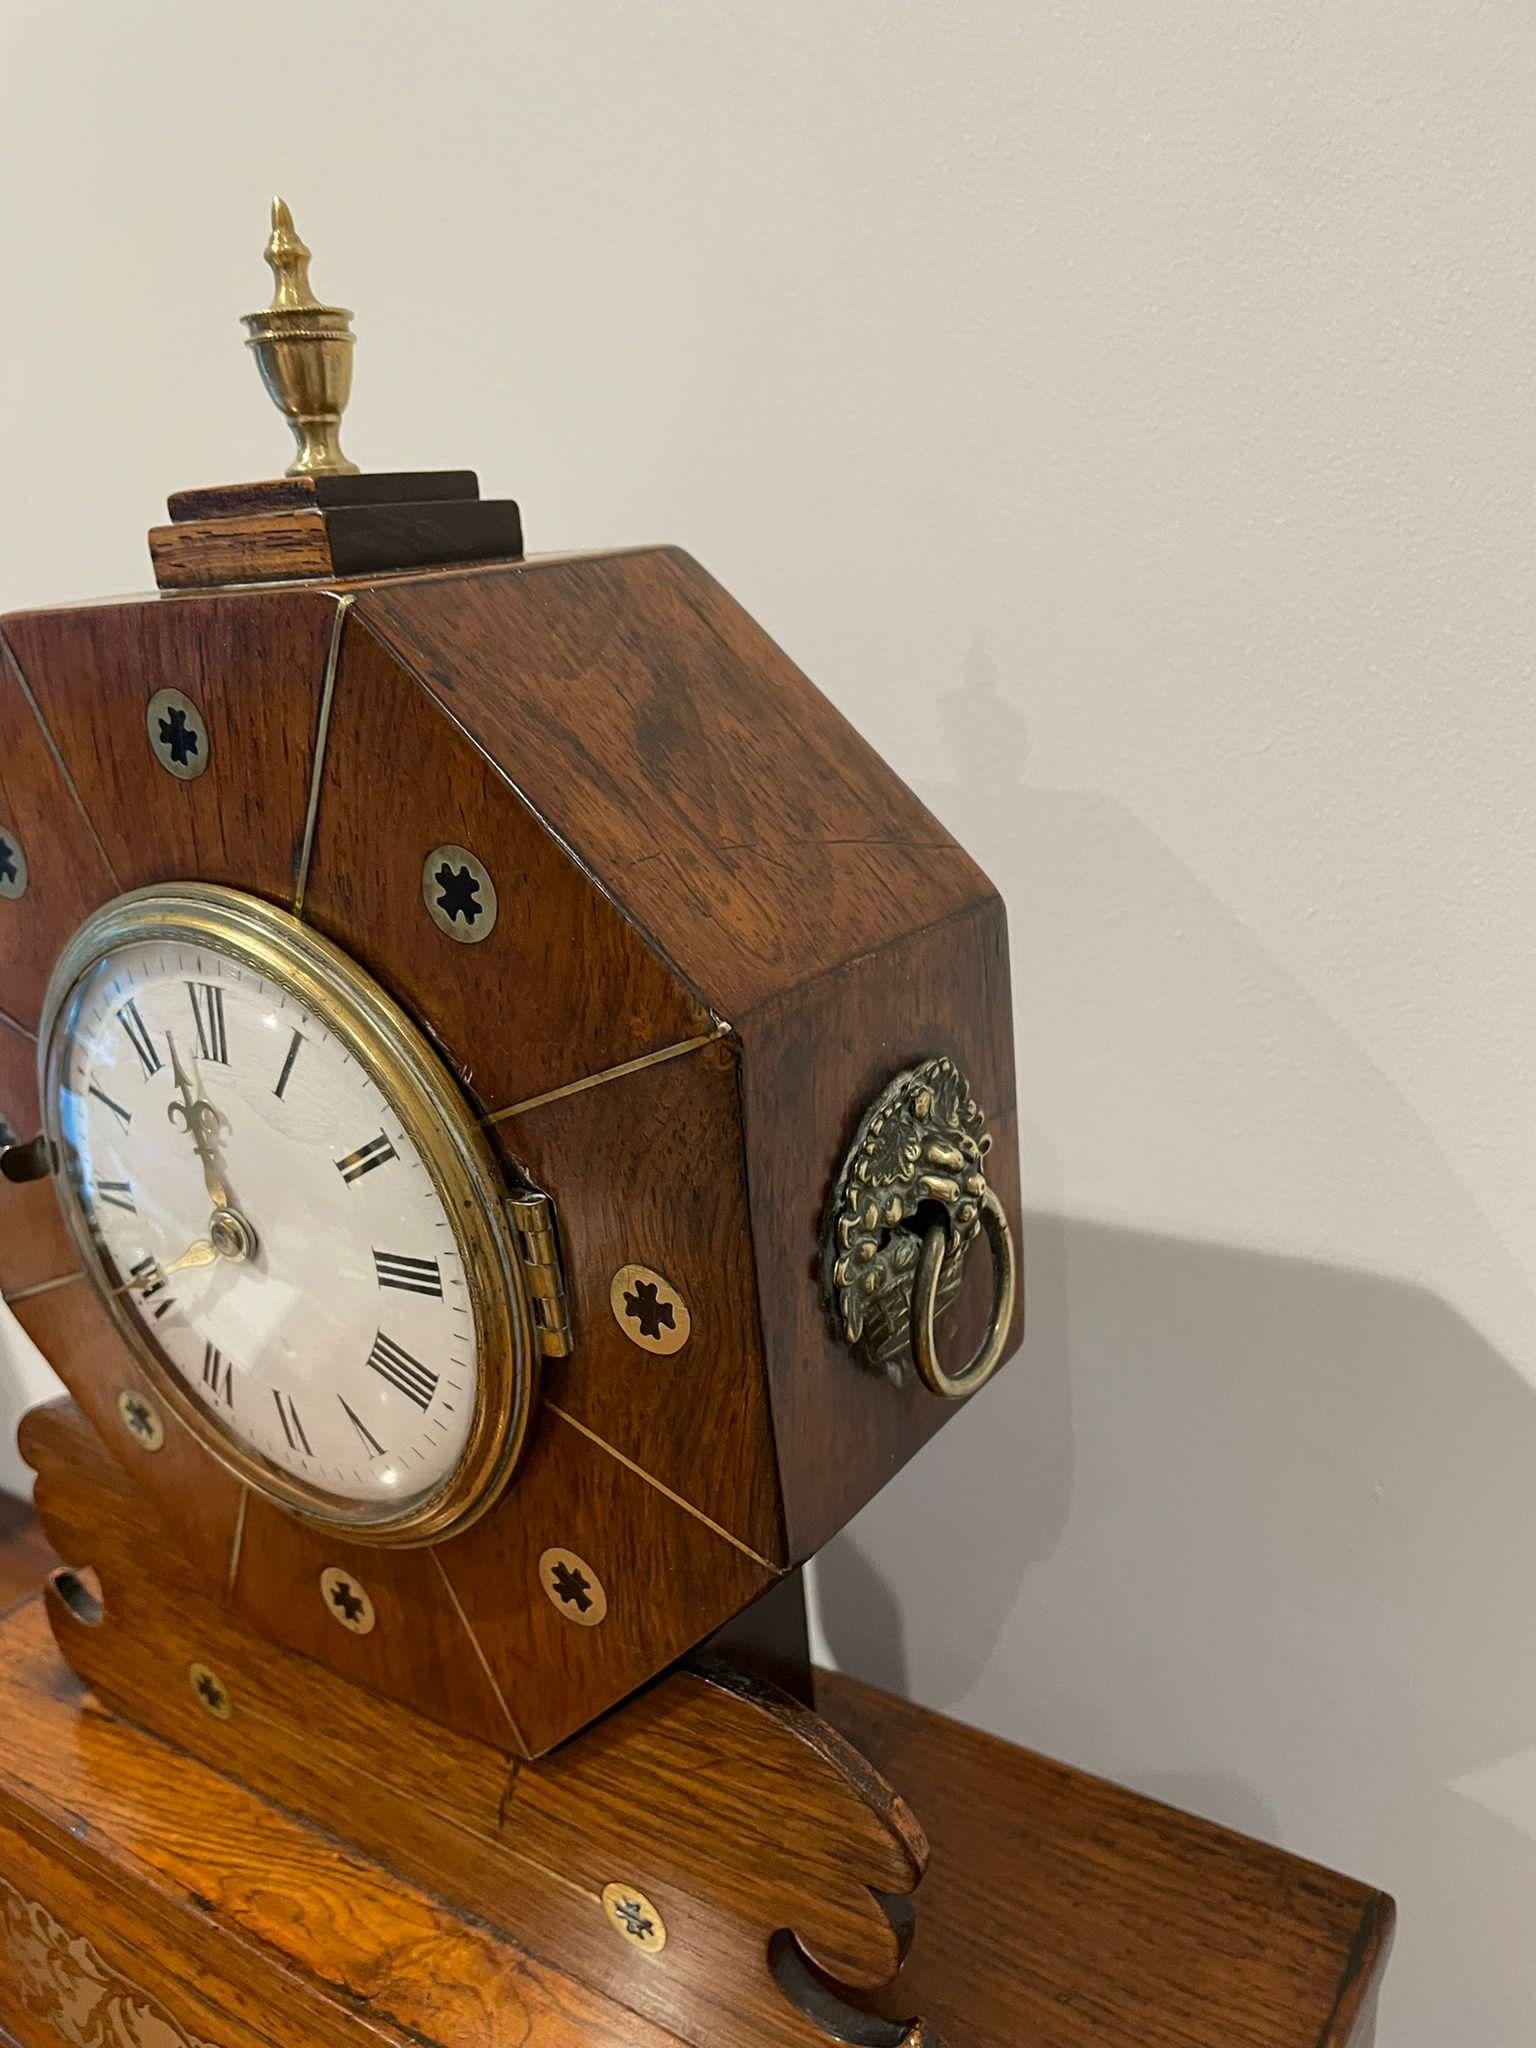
(147, 470), (526, 590)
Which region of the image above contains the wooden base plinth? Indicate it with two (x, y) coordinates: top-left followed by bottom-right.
(0, 1523), (1391, 2048)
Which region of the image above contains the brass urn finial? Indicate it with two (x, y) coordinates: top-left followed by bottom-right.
(241, 197), (358, 477)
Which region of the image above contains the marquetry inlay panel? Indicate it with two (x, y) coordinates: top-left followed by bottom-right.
(0, 1873), (221, 2048)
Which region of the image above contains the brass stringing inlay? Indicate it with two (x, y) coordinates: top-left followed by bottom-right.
(0, 1872), (223, 2048)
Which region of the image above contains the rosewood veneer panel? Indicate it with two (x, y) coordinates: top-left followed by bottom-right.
(353, 548), (993, 1020)
(2, 587), (341, 905)
(0, 643), (117, 1029)
(493, 1036), (783, 1564)
(302, 613), (711, 1117)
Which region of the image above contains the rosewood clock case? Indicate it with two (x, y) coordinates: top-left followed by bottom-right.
(0, 204), (1394, 2048)
(0, 524), (1021, 1758)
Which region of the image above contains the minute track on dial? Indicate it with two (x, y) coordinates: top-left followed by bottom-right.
(38, 880), (539, 1545)
(339, 1397), (386, 1458)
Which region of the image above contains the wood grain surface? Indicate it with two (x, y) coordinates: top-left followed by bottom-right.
(26, 1387), (782, 1765)
(431, 1397), (778, 1753)
(16, 1409), (929, 2048)
(354, 548), (994, 1022)
(0, 1619), (689, 2048)
(302, 611), (711, 1117)
(0, 641), (117, 1032)
(822, 1672), (1393, 2048)
(742, 892), (1022, 1561)
(493, 1034), (783, 1563)
(355, 546), (1024, 1558)
(148, 507), (344, 587)
(1, 587), (341, 905)
(228, 1482), (519, 1749)
(13, 1292), (242, 1598)
(0, 1496), (1390, 2048)
(149, 498), (524, 591)
(14, 1249), (782, 1755)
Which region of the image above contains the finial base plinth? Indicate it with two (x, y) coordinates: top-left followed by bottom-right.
(147, 470), (523, 592)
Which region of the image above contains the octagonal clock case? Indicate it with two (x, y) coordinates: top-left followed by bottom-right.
(0, 255), (1022, 1768)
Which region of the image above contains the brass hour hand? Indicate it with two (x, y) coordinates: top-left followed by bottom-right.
(164, 1237), (219, 1277)
(166, 1031), (231, 1209)
(111, 1238), (217, 1294)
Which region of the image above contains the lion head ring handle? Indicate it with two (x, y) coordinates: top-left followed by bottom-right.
(909, 1181), (1016, 1397)
(823, 1056), (1019, 1400)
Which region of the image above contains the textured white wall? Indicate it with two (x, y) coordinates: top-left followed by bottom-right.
(3, 4), (1534, 2039)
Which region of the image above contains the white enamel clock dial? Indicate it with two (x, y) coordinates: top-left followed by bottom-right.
(39, 886), (533, 1542)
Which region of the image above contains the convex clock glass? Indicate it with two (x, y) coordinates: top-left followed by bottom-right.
(38, 884), (534, 1543)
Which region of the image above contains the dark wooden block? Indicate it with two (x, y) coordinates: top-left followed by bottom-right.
(166, 470), (481, 521)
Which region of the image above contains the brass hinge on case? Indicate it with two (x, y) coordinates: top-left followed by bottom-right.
(509, 1190), (574, 1360)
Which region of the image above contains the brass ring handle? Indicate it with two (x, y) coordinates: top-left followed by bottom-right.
(910, 1184), (1016, 1400)
(823, 1056), (1022, 1394)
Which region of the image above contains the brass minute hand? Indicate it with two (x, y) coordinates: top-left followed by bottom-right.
(166, 1032), (230, 1210)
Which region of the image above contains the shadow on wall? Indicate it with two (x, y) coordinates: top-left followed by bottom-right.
(811, 633), (1536, 2042)
(818, 1214), (1536, 1807)
(816, 1218), (1536, 2026)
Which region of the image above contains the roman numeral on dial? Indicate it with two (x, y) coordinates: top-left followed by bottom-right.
(187, 981), (228, 1064)
(272, 1388), (313, 1456)
(372, 1249), (443, 1297)
(128, 1255), (174, 1321)
(366, 1331), (439, 1411)
(90, 1084), (132, 1131)
(336, 1132), (397, 1184)
(95, 1179), (135, 1213)
(201, 1342), (234, 1407)
(117, 999), (161, 1079)
(339, 1396), (386, 1458)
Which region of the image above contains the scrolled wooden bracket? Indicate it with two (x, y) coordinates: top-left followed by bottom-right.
(21, 1396), (945, 2048)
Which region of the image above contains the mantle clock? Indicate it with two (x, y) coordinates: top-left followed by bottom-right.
(0, 206), (1390, 2048)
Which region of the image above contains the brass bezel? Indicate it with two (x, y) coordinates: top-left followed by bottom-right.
(37, 881), (537, 1548)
